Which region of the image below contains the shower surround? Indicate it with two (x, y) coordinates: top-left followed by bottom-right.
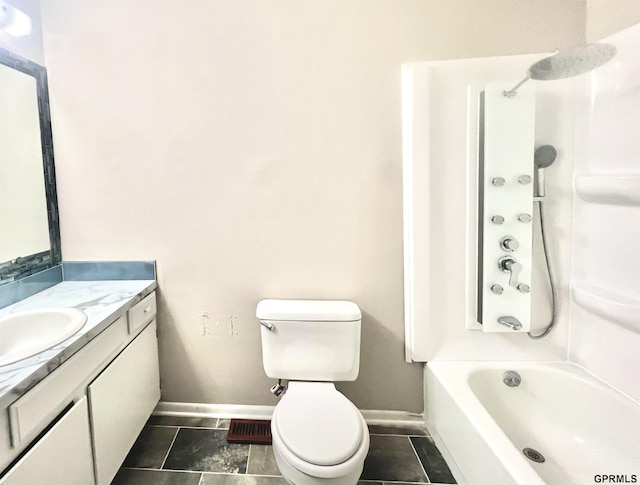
(403, 22), (640, 485)
(569, 23), (640, 403)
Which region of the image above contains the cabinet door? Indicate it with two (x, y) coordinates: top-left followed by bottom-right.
(88, 321), (160, 485)
(0, 398), (94, 485)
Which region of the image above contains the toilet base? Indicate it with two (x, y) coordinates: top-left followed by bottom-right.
(272, 443), (364, 485)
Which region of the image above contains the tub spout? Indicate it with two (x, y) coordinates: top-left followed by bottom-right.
(497, 316), (522, 331)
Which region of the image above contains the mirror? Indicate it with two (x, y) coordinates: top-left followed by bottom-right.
(0, 47), (60, 285)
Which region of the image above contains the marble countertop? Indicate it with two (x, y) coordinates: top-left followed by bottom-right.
(0, 280), (157, 408)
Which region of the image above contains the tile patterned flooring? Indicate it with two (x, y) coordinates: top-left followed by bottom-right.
(111, 416), (457, 485)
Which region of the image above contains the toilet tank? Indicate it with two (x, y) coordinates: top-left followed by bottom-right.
(256, 299), (362, 381)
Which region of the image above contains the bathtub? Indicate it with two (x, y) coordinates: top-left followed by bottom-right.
(425, 362), (640, 485)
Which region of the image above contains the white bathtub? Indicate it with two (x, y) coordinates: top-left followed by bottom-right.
(425, 361), (640, 485)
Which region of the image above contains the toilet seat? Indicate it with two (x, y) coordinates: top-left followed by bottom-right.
(274, 382), (362, 466)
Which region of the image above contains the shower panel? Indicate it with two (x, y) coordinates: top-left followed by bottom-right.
(477, 83), (535, 332)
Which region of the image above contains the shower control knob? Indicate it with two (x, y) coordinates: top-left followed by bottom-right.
(491, 215), (505, 225)
(491, 177), (505, 187)
(500, 236), (519, 252)
(518, 174), (532, 184)
(518, 213), (532, 223)
(498, 256), (523, 287)
(517, 283), (530, 293)
(491, 284), (504, 295)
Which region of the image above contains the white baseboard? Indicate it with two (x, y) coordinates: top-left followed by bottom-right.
(154, 401), (424, 427)
(360, 409), (424, 426)
(154, 402), (275, 420)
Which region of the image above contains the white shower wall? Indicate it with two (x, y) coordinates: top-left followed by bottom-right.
(402, 54), (577, 362)
(569, 23), (640, 402)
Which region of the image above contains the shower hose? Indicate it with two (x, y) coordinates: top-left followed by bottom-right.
(528, 200), (558, 339)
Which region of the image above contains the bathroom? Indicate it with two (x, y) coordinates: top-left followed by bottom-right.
(0, 0), (639, 484)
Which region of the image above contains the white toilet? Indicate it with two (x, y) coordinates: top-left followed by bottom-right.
(256, 299), (370, 485)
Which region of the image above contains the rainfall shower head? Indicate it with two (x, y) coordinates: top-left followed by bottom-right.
(529, 44), (617, 81)
(534, 145), (557, 198)
(504, 43), (617, 97)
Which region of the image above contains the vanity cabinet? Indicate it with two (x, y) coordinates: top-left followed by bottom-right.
(0, 290), (160, 485)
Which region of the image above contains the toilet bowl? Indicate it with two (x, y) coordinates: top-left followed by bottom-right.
(271, 382), (369, 485)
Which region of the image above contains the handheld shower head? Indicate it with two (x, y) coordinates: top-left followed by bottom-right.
(504, 43), (617, 97)
(534, 145), (557, 198)
(534, 145), (557, 169)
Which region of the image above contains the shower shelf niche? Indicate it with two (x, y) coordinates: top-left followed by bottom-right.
(575, 174), (640, 206)
(572, 284), (640, 332)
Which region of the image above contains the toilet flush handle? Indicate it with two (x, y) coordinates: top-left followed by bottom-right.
(260, 320), (275, 331)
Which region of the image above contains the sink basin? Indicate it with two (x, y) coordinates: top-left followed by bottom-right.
(0, 308), (88, 367)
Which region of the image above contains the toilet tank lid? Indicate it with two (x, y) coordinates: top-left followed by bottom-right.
(256, 299), (361, 322)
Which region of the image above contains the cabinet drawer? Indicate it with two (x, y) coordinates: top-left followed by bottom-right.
(0, 398), (94, 485)
(8, 316), (128, 447)
(127, 292), (156, 334)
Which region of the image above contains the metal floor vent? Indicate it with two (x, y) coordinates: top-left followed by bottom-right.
(226, 419), (272, 444)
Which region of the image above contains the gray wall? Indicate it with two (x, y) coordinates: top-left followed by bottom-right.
(39, 0), (586, 412)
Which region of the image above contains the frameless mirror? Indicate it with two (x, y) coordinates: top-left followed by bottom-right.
(0, 47), (61, 285)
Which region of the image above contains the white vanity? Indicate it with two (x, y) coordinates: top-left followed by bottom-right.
(0, 280), (159, 485)
(0, 44), (161, 485)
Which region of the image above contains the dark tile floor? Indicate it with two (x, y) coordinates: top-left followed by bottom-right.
(111, 416), (457, 485)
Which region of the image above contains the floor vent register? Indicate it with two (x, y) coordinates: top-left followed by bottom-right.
(226, 419), (272, 444)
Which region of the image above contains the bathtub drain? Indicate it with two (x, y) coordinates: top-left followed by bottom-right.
(523, 448), (545, 463)
(503, 370), (521, 387)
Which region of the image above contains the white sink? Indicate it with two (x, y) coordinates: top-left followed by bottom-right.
(0, 308), (88, 367)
